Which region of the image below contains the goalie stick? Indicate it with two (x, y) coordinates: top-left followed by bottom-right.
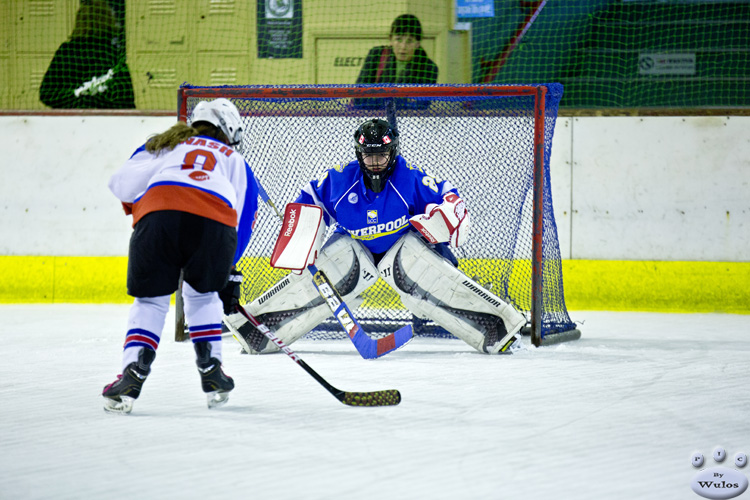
(307, 262), (413, 359)
(233, 304), (401, 407)
(255, 182), (413, 359)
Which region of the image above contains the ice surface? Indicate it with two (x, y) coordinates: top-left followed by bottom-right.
(0, 305), (748, 500)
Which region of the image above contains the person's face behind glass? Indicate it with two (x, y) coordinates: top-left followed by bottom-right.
(390, 34), (420, 62)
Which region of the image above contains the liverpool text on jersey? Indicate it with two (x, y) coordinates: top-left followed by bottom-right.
(345, 215), (409, 240)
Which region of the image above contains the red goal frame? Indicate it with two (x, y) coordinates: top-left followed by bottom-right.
(177, 84), (568, 347)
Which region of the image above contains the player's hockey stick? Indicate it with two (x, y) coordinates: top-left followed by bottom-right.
(233, 304), (401, 406)
(255, 182), (413, 359)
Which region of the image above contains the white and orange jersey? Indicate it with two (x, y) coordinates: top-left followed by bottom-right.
(109, 135), (260, 264)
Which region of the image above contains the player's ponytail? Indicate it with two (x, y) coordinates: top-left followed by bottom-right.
(145, 119), (230, 155)
(145, 122), (194, 154)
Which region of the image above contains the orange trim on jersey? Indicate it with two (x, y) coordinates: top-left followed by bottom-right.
(131, 185), (237, 227)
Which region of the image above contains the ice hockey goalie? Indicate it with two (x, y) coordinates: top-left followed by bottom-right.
(225, 199), (525, 355)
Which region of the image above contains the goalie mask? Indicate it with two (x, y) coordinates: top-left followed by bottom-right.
(189, 98), (244, 151)
(354, 119), (399, 193)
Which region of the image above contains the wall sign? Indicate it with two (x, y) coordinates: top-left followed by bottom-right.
(456, 0), (494, 18)
(639, 53), (696, 76)
(258, 0), (302, 59)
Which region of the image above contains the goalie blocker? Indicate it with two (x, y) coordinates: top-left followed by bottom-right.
(269, 202), (326, 274)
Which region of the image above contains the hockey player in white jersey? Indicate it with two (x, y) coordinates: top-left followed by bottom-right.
(225, 118), (525, 356)
(102, 98), (260, 413)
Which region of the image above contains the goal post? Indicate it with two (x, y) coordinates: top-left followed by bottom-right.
(176, 83), (580, 347)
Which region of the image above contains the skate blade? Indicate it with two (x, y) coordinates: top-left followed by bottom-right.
(507, 335), (527, 353)
(487, 334), (520, 355)
(496, 334), (521, 354)
(206, 391), (230, 409)
(103, 395), (135, 414)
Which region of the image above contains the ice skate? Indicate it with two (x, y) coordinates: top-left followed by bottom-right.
(102, 348), (155, 414)
(195, 342), (234, 409)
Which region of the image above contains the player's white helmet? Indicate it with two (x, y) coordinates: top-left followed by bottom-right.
(189, 98), (244, 151)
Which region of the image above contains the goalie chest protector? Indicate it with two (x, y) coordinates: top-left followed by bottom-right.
(296, 157), (458, 254)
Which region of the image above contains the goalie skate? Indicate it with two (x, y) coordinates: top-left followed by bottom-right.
(482, 321), (519, 355)
(226, 310), (272, 354)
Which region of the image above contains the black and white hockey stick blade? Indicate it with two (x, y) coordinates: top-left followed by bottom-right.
(232, 305), (401, 407)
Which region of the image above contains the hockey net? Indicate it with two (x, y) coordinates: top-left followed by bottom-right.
(177, 84), (579, 346)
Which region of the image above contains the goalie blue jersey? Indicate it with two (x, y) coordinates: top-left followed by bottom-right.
(296, 156), (458, 255)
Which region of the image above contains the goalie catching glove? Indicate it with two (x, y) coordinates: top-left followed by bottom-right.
(270, 203), (326, 274)
(409, 192), (471, 248)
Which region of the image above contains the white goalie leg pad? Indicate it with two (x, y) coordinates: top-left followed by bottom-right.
(225, 233), (379, 353)
(377, 232), (526, 354)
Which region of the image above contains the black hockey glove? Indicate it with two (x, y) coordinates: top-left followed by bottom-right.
(219, 269), (244, 315)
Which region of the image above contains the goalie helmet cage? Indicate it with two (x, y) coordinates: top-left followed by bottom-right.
(175, 83), (580, 348)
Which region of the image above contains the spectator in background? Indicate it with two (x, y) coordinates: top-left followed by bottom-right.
(356, 14), (438, 85)
(40, 0), (135, 109)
